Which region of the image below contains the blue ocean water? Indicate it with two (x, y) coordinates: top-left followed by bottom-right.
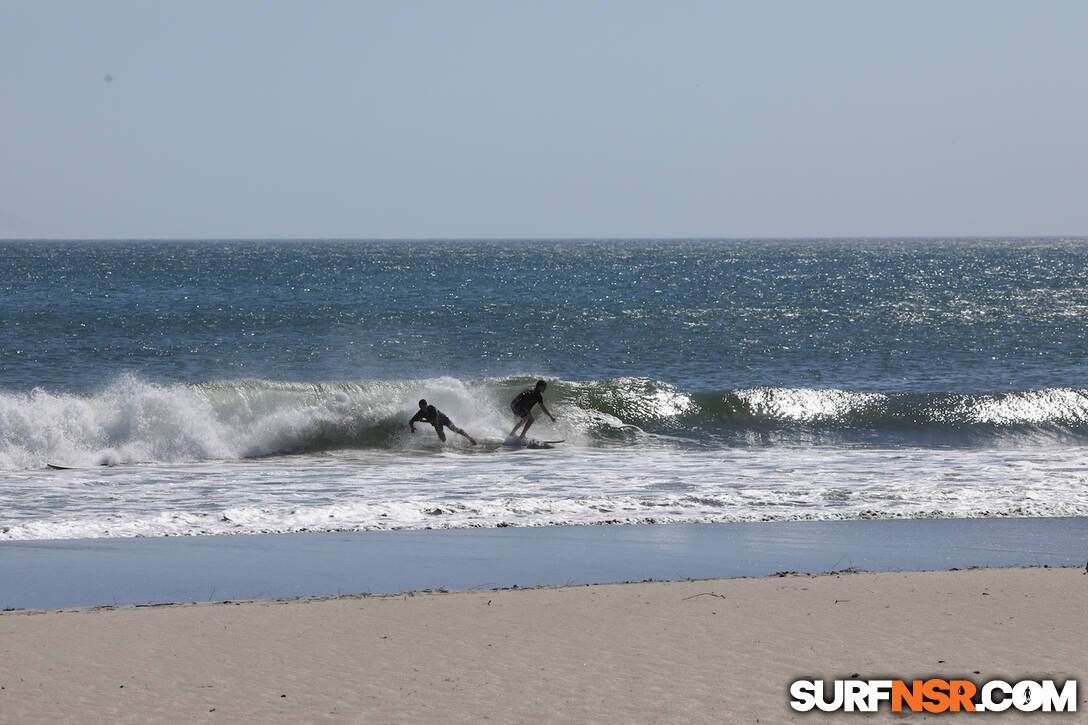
(2, 239), (1087, 539)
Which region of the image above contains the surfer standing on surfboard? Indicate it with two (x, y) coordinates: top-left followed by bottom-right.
(409, 399), (477, 445)
(509, 380), (557, 439)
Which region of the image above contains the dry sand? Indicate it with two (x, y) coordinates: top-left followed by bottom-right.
(1, 566), (1085, 723)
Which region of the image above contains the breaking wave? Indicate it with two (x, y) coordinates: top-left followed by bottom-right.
(4, 374), (1088, 469)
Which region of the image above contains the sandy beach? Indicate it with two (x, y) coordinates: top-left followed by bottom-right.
(2, 565), (1084, 723)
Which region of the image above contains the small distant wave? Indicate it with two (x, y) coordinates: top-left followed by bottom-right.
(708, 386), (1088, 441)
(562, 379), (1088, 445)
(3, 374), (1088, 469)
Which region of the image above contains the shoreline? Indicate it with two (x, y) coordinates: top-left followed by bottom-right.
(5, 562), (1082, 615)
(2, 516), (1086, 611)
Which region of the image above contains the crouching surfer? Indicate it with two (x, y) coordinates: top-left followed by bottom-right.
(409, 399), (477, 445)
(509, 379), (556, 439)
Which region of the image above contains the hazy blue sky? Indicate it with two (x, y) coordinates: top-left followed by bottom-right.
(2, 1), (1086, 239)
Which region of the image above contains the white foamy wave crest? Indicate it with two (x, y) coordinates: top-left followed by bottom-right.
(732, 387), (886, 423)
(961, 388), (1088, 426)
(0, 376), (380, 469)
(567, 377), (696, 419)
(0, 376), (236, 468)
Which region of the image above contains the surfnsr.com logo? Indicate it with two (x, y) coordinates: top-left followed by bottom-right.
(789, 678), (1077, 713)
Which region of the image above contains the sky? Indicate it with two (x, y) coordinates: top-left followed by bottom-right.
(1, 0), (1086, 240)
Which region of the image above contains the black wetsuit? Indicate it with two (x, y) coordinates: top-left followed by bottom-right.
(510, 388), (543, 418)
(410, 407), (453, 432)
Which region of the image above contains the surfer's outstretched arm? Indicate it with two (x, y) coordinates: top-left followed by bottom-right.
(539, 402), (556, 422)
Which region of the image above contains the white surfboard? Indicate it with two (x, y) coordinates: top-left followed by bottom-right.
(502, 436), (565, 449)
